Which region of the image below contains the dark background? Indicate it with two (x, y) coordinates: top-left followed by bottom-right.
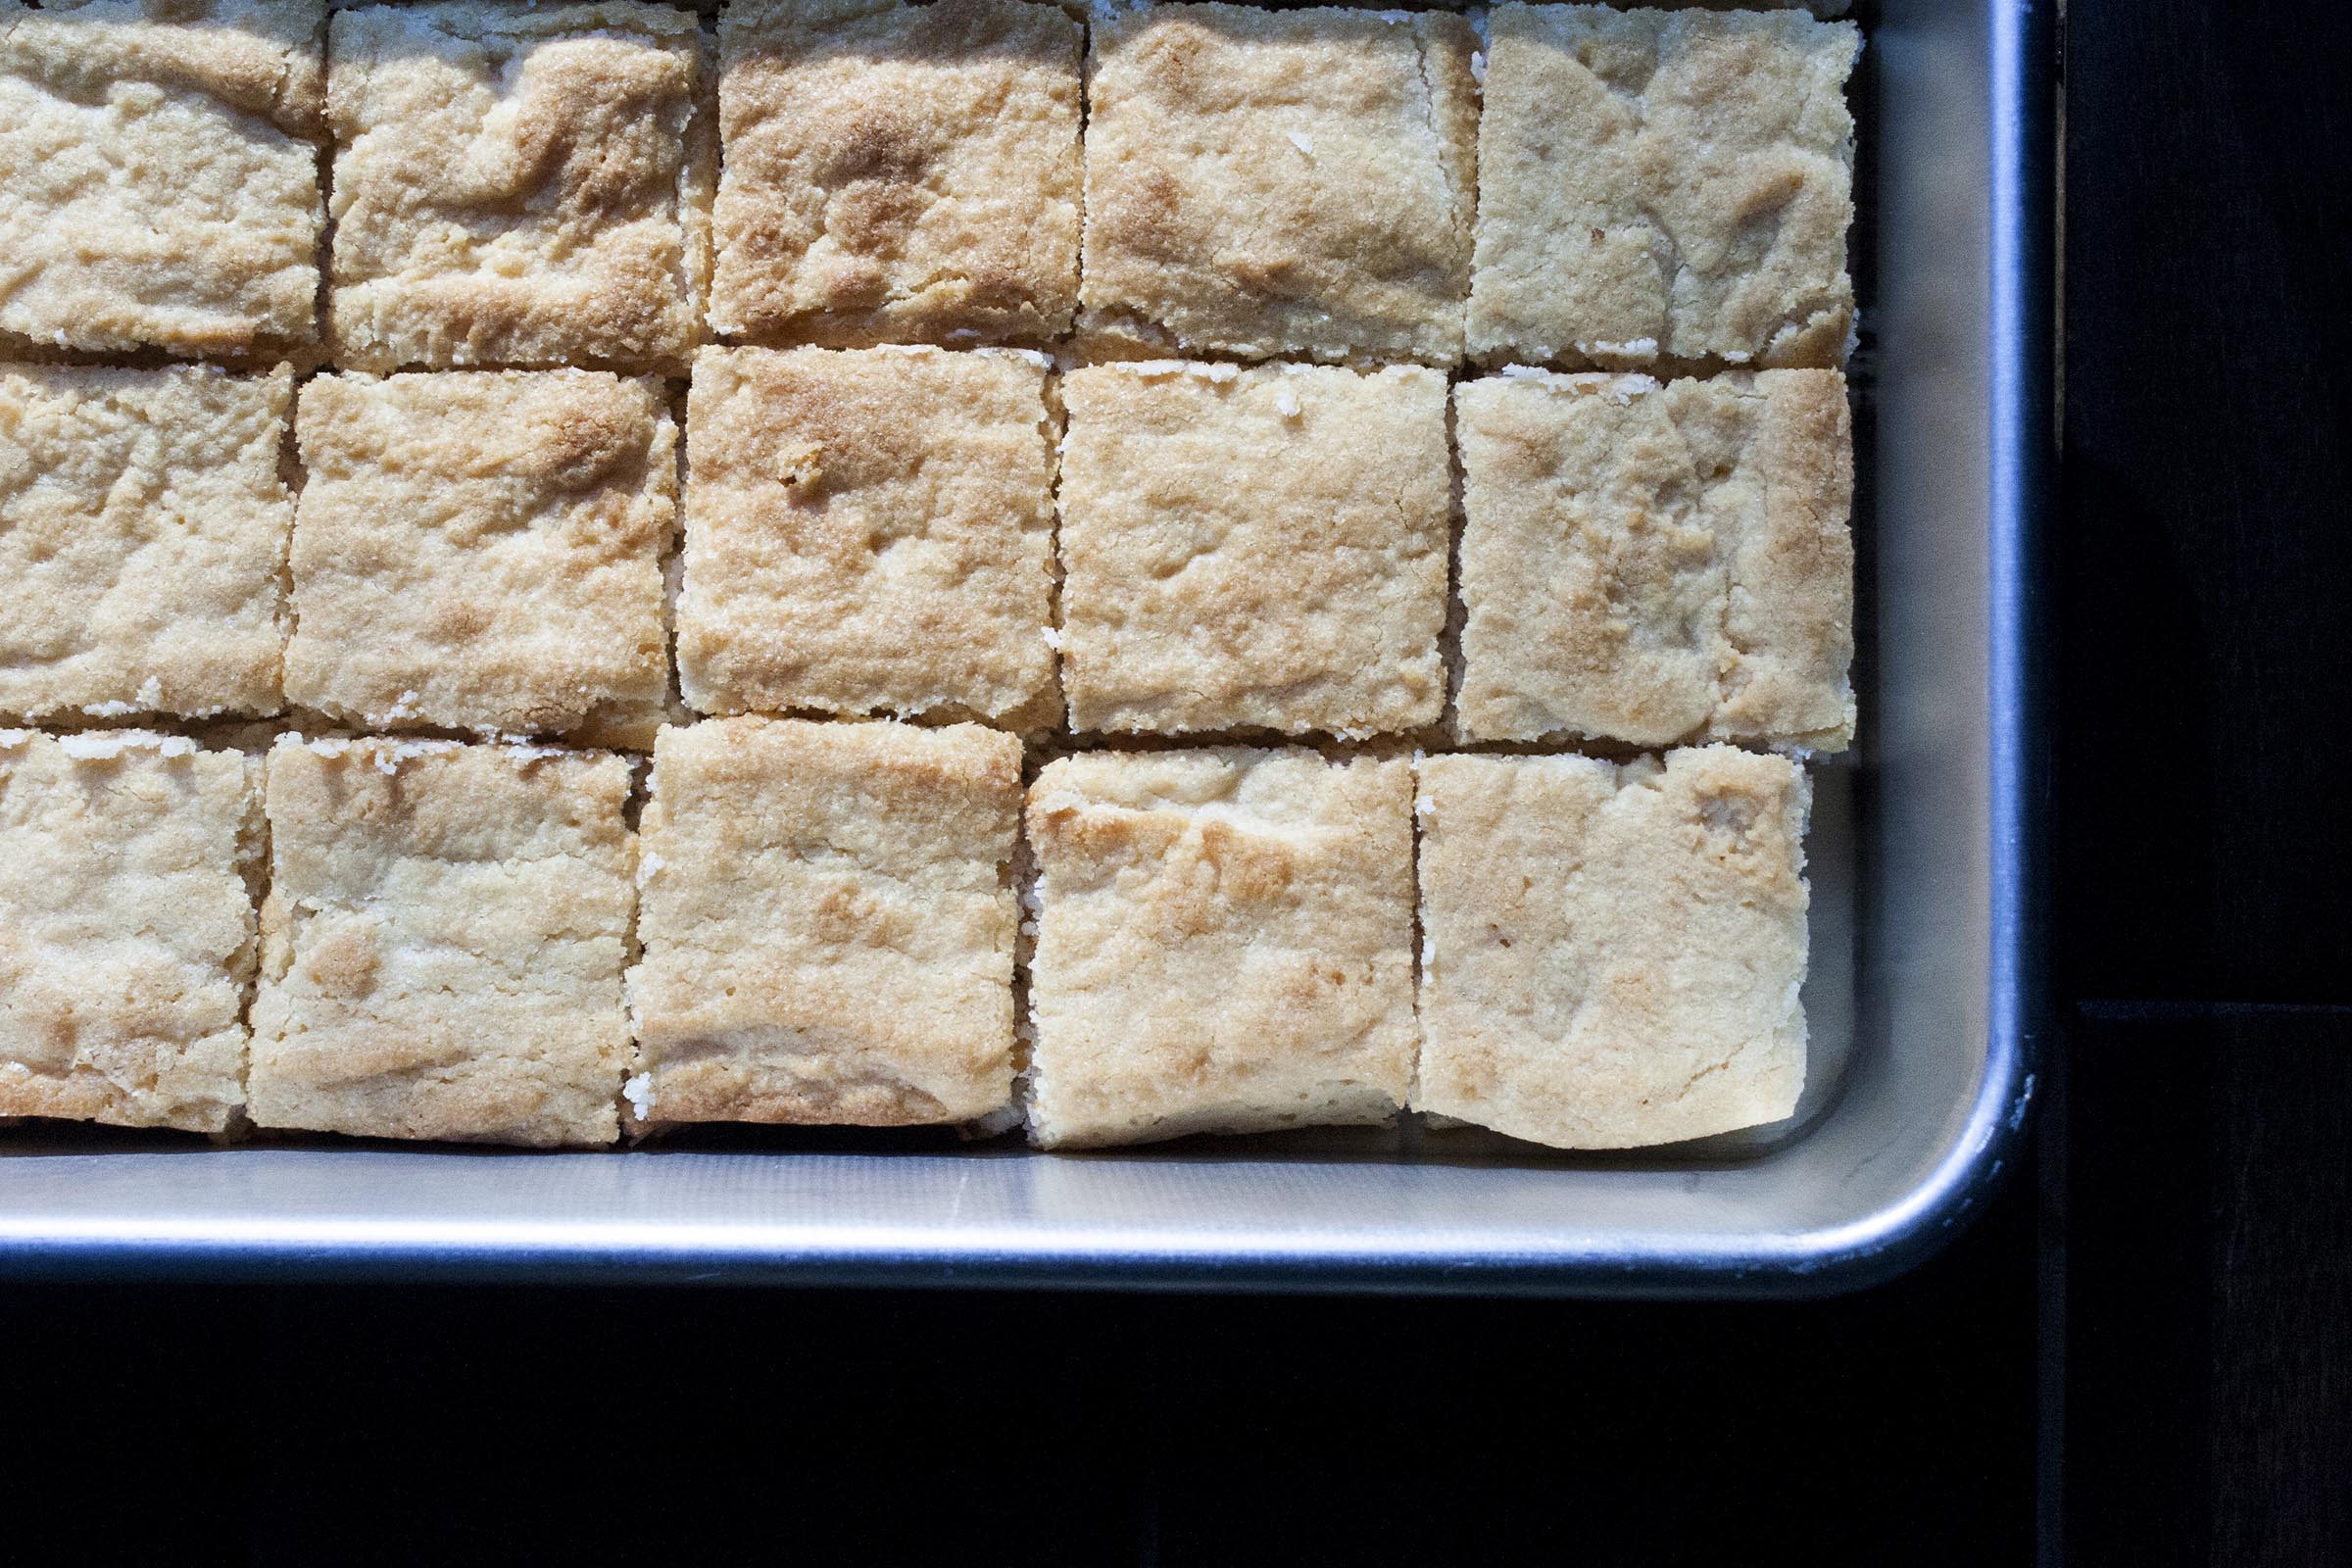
(5, 2), (2348, 1560)
(2046, 0), (2352, 1559)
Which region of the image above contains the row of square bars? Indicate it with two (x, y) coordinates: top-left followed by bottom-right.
(0, 0), (1851, 1154)
(0, 724), (1809, 1152)
(5, 352), (1847, 750)
(1, 1), (1856, 374)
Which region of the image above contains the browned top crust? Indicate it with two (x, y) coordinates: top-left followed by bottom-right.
(247, 736), (636, 1149)
(713, 0), (1082, 347)
(1056, 360), (1451, 738)
(1023, 747), (1418, 1149)
(0, 729), (262, 1134)
(678, 344), (1058, 726)
(1414, 746), (1811, 1151)
(0, 0), (326, 355)
(1080, 4), (1478, 366)
(1453, 368), (1855, 750)
(0, 364), (294, 725)
(1468, 4), (1857, 370)
(326, 1), (710, 370)
(285, 369), (676, 744)
(626, 716), (1022, 1129)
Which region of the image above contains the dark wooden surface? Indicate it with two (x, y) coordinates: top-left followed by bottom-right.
(2060, 1007), (2352, 1564)
(2056, 0), (2352, 1006)
(6, 2), (2351, 1561)
(2052, 0), (2352, 1561)
(0, 1205), (2036, 1563)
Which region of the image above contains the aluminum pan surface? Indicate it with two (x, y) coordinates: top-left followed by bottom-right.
(0, 0), (2050, 1295)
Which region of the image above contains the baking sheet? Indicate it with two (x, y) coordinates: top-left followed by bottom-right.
(0, 0), (2050, 1294)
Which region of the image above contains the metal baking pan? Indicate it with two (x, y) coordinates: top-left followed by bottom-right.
(0, 0), (2050, 1295)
